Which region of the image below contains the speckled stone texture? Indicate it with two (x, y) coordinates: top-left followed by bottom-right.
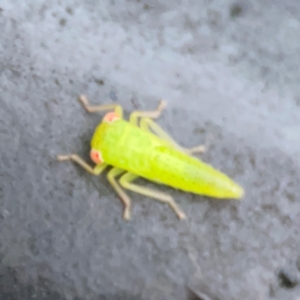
(1, 1), (300, 299)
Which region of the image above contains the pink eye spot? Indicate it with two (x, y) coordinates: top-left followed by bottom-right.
(103, 112), (120, 123)
(90, 149), (104, 164)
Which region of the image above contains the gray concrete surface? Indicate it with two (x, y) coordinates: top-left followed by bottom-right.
(1, 0), (300, 299)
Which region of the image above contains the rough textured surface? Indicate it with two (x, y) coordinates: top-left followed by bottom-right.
(1, 1), (300, 299)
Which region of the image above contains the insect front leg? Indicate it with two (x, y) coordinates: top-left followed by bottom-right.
(129, 99), (167, 126)
(119, 172), (187, 220)
(107, 167), (132, 221)
(78, 95), (123, 118)
(57, 154), (107, 175)
(140, 117), (207, 155)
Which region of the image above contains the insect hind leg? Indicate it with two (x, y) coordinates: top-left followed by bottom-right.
(119, 172), (187, 220)
(78, 95), (123, 118)
(140, 117), (207, 155)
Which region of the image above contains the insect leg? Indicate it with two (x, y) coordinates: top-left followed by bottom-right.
(78, 95), (123, 118)
(140, 117), (207, 155)
(57, 154), (107, 175)
(119, 172), (187, 220)
(129, 100), (167, 126)
(107, 167), (132, 221)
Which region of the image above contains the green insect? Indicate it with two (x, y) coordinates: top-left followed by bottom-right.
(57, 95), (244, 220)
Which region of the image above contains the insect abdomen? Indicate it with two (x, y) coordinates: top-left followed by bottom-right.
(147, 146), (244, 199)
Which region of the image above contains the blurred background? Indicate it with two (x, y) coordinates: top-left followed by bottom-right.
(1, 0), (300, 299)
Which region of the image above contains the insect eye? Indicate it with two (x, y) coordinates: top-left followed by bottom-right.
(90, 149), (104, 164)
(103, 112), (120, 123)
